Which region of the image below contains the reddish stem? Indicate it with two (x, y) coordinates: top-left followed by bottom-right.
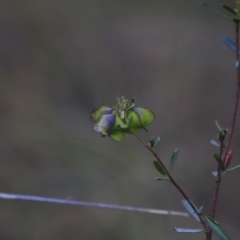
(209, 10), (240, 240)
(133, 133), (209, 236)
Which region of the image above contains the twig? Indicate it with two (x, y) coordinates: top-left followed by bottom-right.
(210, 9), (240, 221)
(224, 20), (240, 158)
(210, 140), (224, 219)
(133, 132), (209, 235)
(209, 6), (240, 239)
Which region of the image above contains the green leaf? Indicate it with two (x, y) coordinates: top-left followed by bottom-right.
(214, 153), (225, 171)
(214, 154), (221, 162)
(210, 140), (220, 147)
(233, 18), (240, 24)
(181, 200), (201, 222)
(155, 177), (170, 181)
(169, 148), (179, 171)
(153, 161), (167, 176)
(200, 2), (232, 20)
(215, 120), (222, 131)
(205, 216), (233, 240)
(173, 228), (204, 233)
(126, 98), (136, 111)
(222, 5), (236, 15)
(225, 164), (240, 172)
(149, 136), (160, 148)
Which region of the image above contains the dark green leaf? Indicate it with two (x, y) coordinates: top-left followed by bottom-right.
(181, 200), (201, 222)
(210, 140), (220, 147)
(126, 98), (136, 111)
(153, 161), (167, 176)
(233, 18), (240, 24)
(225, 164), (240, 172)
(149, 136), (160, 148)
(214, 154), (222, 165)
(155, 177), (170, 181)
(169, 148), (179, 171)
(205, 216), (232, 240)
(214, 155), (225, 171)
(173, 228), (204, 233)
(200, 2), (232, 20)
(217, 128), (228, 142)
(222, 5), (236, 15)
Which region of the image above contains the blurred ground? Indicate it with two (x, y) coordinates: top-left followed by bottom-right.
(0, 0), (239, 239)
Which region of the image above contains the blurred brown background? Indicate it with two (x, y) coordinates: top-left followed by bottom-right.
(0, 0), (239, 239)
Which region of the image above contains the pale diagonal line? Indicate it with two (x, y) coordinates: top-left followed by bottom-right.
(0, 192), (188, 217)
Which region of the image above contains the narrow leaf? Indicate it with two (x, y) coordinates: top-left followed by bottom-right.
(215, 120), (222, 131)
(181, 200), (201, 222)
(155, 177), (170, 181)
(225, 164), (240, 172)
(233, 19), (240, 24)
(214, 154), (221, 162)
(222, 5), (236, 15)
(205, 216), (232, 240)
(200, 2), (232, 20)
(234, 60), (240, 68)
(149, 136), (160, 148)
(214, 153), (223, 170)
(221, 36), (238, 52)
(198, 206), (204, 214)
(126, 98), (136, 111)
(153, 161), (167, 176)
(173, 228), (204, 233)
(210, 140), (220, 147)
(169, 148), (179, 171)
(212, 171), (218, 177)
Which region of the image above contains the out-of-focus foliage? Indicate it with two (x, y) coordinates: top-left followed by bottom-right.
(0, 0), (239, 239)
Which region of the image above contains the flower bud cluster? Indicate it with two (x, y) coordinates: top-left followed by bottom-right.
(91, 96), (155, 142)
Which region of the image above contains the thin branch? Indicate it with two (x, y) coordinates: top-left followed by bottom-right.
(210, 140), (224, 219)
(133, 133), (208, 233)
(210, 12), (240, 221)
(209, 7), (240, 240)
(224, 22), (240, 158)
(0, 192), (189, 217)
